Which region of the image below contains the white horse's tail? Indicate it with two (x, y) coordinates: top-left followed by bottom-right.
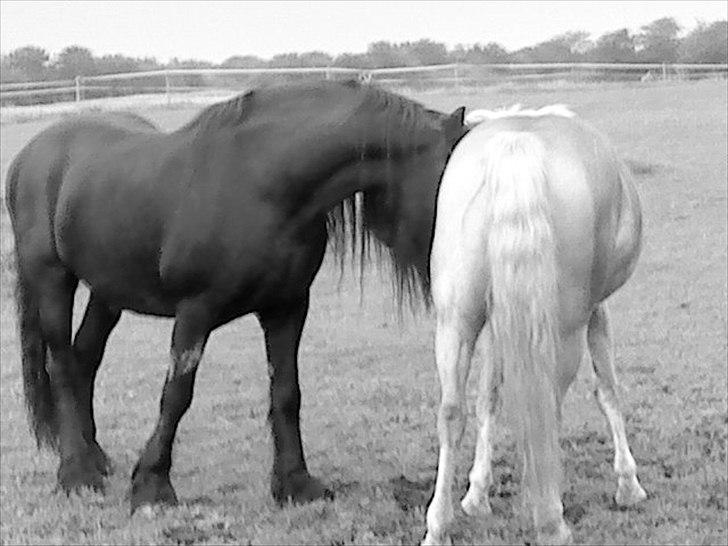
(479, 130), (562, 515)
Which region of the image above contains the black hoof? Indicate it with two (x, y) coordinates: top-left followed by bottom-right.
(272, 471), (334, 505)
(57, 456), (105, 494)
(130, 470), (178, 514)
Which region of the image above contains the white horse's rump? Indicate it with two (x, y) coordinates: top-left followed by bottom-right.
(423, 108), (646, 545)
(464, 104), (575, 127)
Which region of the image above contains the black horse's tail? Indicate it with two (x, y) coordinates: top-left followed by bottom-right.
(15, 268), (57, 450)
(5, 158), (58, 451)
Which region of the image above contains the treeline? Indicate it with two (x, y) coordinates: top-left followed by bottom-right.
(2, 17), (726, 83)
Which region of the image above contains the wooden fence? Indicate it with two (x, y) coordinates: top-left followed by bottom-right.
(2, 62), (726, 107)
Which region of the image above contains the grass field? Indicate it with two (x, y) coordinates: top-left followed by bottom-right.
(0, 80), (726, 545)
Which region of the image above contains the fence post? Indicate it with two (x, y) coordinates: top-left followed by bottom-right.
(662, 62), (667, 81)
(325, 68), (331, 81)
(75, 76), (81, 103)
(454, 64), (461, 92)
(165, 70), (171, 107)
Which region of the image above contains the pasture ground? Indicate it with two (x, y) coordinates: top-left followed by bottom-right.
(0, 80), (726, 545)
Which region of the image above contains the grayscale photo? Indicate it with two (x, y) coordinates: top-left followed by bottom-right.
(0, 1), (726, 544)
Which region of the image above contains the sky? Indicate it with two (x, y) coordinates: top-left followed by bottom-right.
(1, 1), (726, 63)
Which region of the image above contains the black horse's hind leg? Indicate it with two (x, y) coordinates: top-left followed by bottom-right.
(130, 299), (212, 513)
(258, 295), (332, 505)
(36, 268), (106, 492)
(72, 293), (121, 476)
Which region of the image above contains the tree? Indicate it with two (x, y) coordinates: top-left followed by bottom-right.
(366, 41), (413, 67)
(1, 55), (25, 83)
(405, 39), (449, 65)
(588, 29), (637, 62)
(567, 31), (595, 57)
(135, 57), (162, 71)
(268, 53), (302, 68)
(266, 51), (333, 68)
(332, 52), (371, 68)
(297, 51), (334, 67)
(636, 17), (681, 63)
(221, 55), (266, 68)
(167, 57), (214, 69)
(450, 42), (510, 64)
(450, 44), (468, 63)
(478, 42), (510, 63)
(95, 54), (139, 75)
(678, 20), (728, 63)
(514, 31), (593, 62)
(54, 45), (96, 78)
(4, 46), (49, 80)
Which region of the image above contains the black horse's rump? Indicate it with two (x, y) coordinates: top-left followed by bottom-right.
(5, 79), (466, 511)
(6, 111), (160, 452)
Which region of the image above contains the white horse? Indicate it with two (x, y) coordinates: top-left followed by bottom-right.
(423, 105), (648, 545)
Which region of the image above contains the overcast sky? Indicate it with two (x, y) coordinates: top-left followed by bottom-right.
(1, 1), (725, 63)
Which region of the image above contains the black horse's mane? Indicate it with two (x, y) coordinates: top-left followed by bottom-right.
(326, 191), (430, 315)
(182, 80), (442, 311)
(179, 90), (256, 133)
(357, 81), (441, 134)
(324, 83), (441, 312)
(181, 79), (438, 134)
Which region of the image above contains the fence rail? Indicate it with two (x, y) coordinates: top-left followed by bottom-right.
(2, 62), (726, 107)
(0, 78), (74, 92)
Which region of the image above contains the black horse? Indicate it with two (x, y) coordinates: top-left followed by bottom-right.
(5, 80), (465, 512)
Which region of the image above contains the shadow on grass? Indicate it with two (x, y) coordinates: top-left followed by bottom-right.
(387, 453), (521, 516)
(390, 474), (433, 513)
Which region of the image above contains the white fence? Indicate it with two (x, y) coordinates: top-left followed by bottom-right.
(2, 62), (726, 108)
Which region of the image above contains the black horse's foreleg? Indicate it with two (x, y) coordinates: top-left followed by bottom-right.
(72, 293), (121, 476)
(130, 300), (211, 513)
(258, 295), (332, 504)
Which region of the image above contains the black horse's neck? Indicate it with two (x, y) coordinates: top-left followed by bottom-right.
(312, 88), (453, 307)
(177, 81), (462, 307)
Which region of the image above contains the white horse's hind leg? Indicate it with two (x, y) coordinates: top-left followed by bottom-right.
(555, 327), (587, 420)
(423, 313), (482, 546)
(587, 304), (647, 507)
(461, 328), (501, 517)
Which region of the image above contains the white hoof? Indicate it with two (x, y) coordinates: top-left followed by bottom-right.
(615, 476), (647, 507)
(461, 493), (492, 517)
(536, 520), (573, 545)
(421, 531), (453, 546)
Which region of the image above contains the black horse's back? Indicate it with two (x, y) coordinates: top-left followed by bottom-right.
(6, 81), (466, 512)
